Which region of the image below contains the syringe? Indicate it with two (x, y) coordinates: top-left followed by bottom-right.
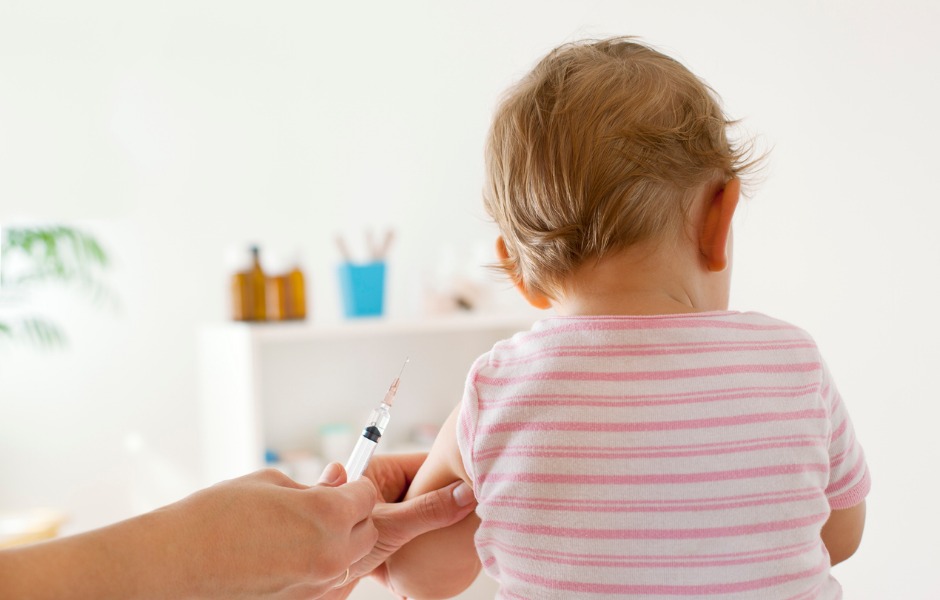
(344, 358), (409, 481)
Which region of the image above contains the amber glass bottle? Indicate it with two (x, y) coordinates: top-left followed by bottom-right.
(266, 274), (288, 321)
(248, 245), (267, 321)
(285, 263), (307, 320)
(229, 247), (252, 321)
(231, 271), (251, 321)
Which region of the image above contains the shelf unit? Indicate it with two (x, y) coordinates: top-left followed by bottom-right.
(198, 314), (536, 483)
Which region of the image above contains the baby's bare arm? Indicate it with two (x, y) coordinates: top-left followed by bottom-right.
(385, 404), (482, 599)
(821, 501), (866, 566)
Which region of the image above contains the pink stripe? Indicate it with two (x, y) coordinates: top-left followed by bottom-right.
(830, 391), (843, 413)
(499, 555), (829, 595)
(476, 361), (821, 385)
(483, 512), (826, 540)
(828, 440), (853, 469)
(477, 434), (826, 459)
(829, 417), (848, 444)
(458, 408), (477, 483)
(514, 315), (802, 345)
(479, 536), (821, 568)
(490, 486), (820, 508)
(476, 436), (825, 462)
(490, 340), (818, 367)
(477, 462), (828, 486)
(477, 408), (827, 436)
(829, 466), (870, 510)
(481, 537), (818, 563)
(486, 489), (821, 513)
(478, 384), (821, 410)
(826, 452), (866, 496)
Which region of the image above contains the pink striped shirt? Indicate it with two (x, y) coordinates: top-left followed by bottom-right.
(457, 311), (869, 599)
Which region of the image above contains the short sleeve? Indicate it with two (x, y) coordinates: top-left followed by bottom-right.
(821, 360), (871, 510)
(456, 352), (490, 486)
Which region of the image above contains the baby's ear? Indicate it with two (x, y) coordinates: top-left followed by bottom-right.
(699, 178), (741, 272)
(495, 237), (552, 309)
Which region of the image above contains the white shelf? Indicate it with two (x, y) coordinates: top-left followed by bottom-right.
(198, 312), (537, 484)
(206, 313), (540, 343)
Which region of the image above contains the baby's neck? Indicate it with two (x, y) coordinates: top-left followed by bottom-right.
(550, 242), (730, 317)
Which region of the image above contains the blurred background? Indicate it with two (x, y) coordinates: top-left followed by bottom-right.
(1, 1), (938, 597)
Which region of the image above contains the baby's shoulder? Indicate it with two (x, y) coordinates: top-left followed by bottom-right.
(469, 324), (546, 377)
(734, 311), (819, 343)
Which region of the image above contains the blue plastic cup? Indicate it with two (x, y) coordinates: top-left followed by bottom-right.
(337, 261), (386, 318)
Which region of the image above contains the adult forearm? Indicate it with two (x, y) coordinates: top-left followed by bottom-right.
(0, 511), (183, 600)
(0, 468), (380, 600)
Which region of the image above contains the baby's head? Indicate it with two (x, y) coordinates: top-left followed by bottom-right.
(484, 37), (757, 301)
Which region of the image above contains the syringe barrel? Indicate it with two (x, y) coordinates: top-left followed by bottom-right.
(345, 400), (392, 481)
(344, 428), (380, 481)
(367, 404), (391, 434)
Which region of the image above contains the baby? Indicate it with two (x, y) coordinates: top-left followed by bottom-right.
(386, 37), (869, 599)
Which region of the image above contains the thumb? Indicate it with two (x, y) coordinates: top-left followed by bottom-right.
(381, 481), (476, 541)
(316, 462), (348, 488)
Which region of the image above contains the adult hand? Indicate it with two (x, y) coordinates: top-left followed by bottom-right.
(0, 467), (379, 600)
(153, 467), (379, 600)
(318, 453), (477, 600)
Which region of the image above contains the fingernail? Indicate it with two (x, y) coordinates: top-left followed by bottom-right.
(452, 482), (475, 507)
(317, 462), (343, 485)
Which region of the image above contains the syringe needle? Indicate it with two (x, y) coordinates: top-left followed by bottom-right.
(346, 358), (410, 481)
(384, 357), (410, 406)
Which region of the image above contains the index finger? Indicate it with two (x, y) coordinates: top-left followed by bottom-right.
(371, 453), (427, 480)
(364, 453), (428, 502)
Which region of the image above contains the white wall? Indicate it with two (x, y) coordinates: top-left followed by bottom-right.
(1, 1), (938, 597)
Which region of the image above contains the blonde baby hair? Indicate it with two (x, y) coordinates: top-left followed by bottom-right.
(483, 37), (760, 298)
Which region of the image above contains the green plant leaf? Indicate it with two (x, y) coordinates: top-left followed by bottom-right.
(0, 317), (68, 349)
(1, 225), (114, 351)
(2, 225), (113, 295)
